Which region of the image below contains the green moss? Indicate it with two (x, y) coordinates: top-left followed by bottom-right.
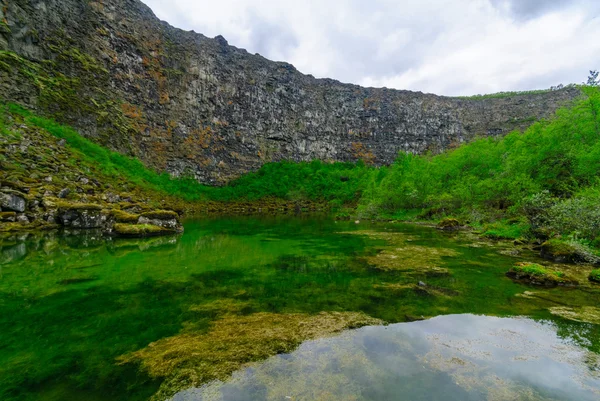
(0, 211), (16, 221)
(541, 239), (600, 264)
(111, 209), (140, 223)
(436, 218), (461, 230)
(56, 201), (102, 211)
(511, 262), (550, 276)
(140, 210), (179, 220)
(113, 223), (170, 237)
(506, 262), (577, 286)
(589, 269), (600, 283)
(117, 312), (382, 400)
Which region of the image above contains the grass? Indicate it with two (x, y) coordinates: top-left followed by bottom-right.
(512, 262), (553, 277)
(3, 102), (377, 205)
(481, 220), (529, 240)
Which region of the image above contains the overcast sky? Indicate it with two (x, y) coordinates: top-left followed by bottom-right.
(144, 0), (600, 96)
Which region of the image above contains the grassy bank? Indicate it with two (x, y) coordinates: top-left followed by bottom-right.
(2, 103), (376, 206)
(4, 87), (600, 251)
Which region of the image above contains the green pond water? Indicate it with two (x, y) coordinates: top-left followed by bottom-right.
(0, 216), (599, 401)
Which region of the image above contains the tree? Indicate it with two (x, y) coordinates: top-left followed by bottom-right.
(586, 70), (599, 86)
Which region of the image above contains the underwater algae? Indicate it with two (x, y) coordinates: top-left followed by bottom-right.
(117, 311), (382, 400)
(340, 230), (457, 274)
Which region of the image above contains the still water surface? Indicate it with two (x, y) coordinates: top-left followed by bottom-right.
(0, 216), (599, 400)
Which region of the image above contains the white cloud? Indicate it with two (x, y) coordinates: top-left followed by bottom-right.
(143, 0), (600, 96)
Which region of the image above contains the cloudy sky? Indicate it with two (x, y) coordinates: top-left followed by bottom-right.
(144, 0), (600, 96)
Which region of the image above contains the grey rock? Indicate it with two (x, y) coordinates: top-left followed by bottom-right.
(0, 190), (27, 212)
(44, 176), (52, 183)
(58, 208), (106, 229)
(80, 177), (89, 185)
(138, 216), (181, 231)
(58, 188), (71, 198)
(16, 214), (29, 223)
(57, 138), (66, 146)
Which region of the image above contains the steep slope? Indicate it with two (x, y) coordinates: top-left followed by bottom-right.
(0, 0), (580, 184)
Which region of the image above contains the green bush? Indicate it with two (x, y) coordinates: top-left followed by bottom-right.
(360, 86), (600, 243)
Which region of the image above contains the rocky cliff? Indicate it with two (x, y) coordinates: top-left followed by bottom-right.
(0, 0), (581, 184)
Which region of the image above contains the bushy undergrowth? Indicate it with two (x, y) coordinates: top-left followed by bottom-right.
(359, 86), (600, 242)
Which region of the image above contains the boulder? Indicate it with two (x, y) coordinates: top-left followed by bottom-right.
(436, 218), (461, 231)
(540, 239), (599, 264)
(58, 188), (71, 198)
(506, 262), (578, 287)
(0, 190), (27, 212)
(137, 210), (183, 232)
(57, 203), (106, 229)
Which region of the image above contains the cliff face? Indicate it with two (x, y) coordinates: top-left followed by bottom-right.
(0, 0), (580, 184)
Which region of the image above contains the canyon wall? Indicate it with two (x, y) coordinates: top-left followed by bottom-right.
(0, 0), (580, 184)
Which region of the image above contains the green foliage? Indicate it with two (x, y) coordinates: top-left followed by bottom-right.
(455, 88), (561, 100)
(589, 269), (600, 282)
(542, 238), (600, 264)
(512, 262), (551, 277)
(361, 87), (600, 243)
(481, 220), (528, 240)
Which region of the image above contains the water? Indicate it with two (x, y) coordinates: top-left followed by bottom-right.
(0, 216), (599, 401)
(175, 314), (600, 401)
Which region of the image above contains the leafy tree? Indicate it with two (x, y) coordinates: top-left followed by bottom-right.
(587, 70), (599, 86)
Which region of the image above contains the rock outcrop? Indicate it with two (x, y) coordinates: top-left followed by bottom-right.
(0, 110), (184, 238)
(0, 0), (581, 184)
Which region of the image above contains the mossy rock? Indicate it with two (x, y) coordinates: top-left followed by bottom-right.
(589, 269), (600, 283)
(56, 201), (102, 211)
(436, 218), (461, 231)
(506, 262), (577, 287)
(0, 211), (17, 222)
(140, 210), (179, 220)
(540, 239), (598, 264)
(113, 223), (172, 238)
(111, 209), (140, 223)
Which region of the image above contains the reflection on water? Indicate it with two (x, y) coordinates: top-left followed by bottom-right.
(174, 314), (600, 401)
(1, 216), (600, 401)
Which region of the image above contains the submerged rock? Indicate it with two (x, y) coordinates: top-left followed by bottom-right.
(549, 306), (600, 325)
